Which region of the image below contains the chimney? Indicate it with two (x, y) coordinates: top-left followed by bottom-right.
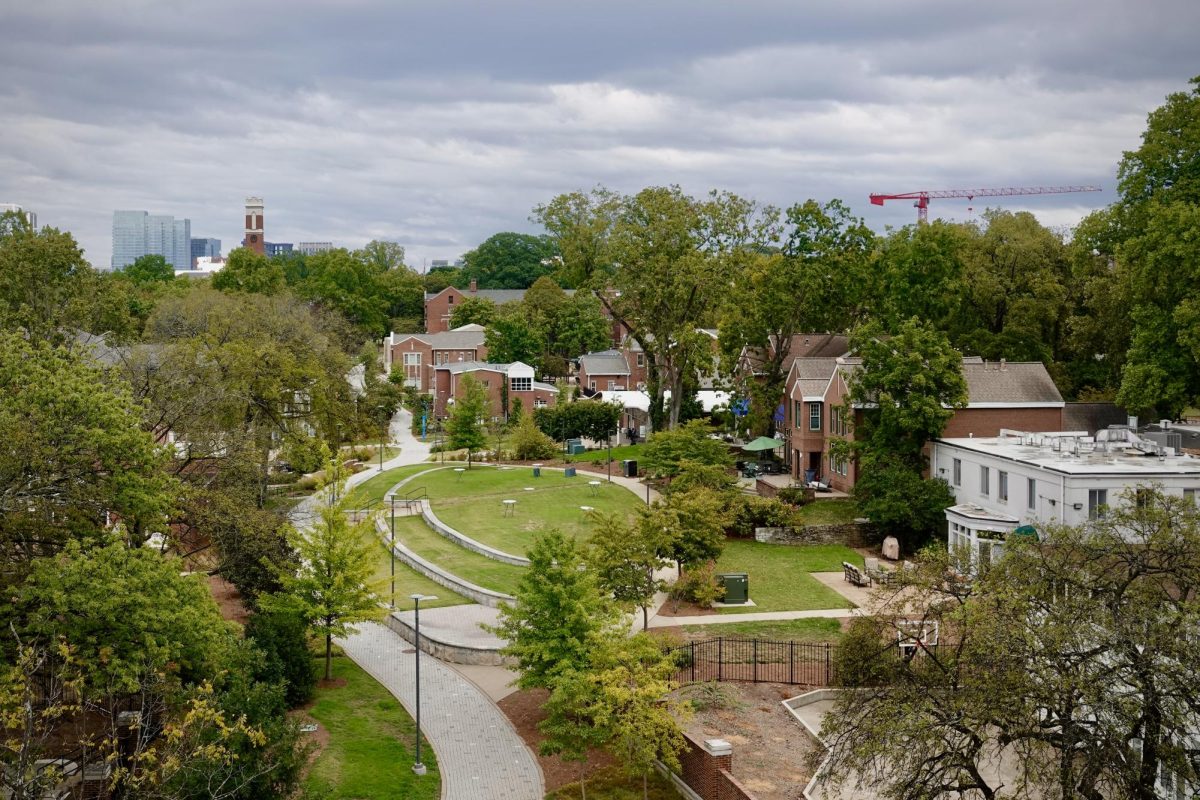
(469, 279), (477, 293)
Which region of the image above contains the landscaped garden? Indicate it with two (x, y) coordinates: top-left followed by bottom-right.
(714, 541), (862, 613)
(303, 655), (440, 800)
(413, 465), (646, 556)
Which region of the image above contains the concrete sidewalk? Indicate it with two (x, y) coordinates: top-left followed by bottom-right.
(340, 623), (543, 800)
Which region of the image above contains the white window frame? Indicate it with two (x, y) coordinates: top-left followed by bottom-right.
(952, 458), (961, 487)
(510, 376), (532, 392)
(1088, 488), (1108, 519)
(980, 465), (990, 496)
(998, 471), (1008, 502)
(1028, 477), (1037, 510)
(808, 402), (822, 431)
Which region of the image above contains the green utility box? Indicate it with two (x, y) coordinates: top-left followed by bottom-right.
(568, 442), (587, 455)
(718, 573), (749, 604)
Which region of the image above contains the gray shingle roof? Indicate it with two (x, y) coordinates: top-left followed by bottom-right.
(961, 361), (1063, 404)
(437, 361), (505, 375)
(424, 287), (576, 303)
(579, 349), (630, 376)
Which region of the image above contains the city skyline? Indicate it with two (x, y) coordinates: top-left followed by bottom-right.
(1, 1), (1196, 271)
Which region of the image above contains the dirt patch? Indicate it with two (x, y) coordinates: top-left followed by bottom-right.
(207, 575), (250, 626)
(676, 682), (818, 800)
(497, 687), (618, 792)
(290, 709), (330, 768)
(316, 677), (348, 690)
(655, 599), (717, 617)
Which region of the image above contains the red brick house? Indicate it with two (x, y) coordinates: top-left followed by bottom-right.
(578, 349), (633, 393)
(432, 361), (558, 420)
(782, 356), (1066, 492)
(383, 325), (488, 391)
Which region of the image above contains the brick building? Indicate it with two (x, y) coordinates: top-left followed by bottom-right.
(383, 325), (488, 392)
(782, 356), (1066, 491)
(432, 361), (558, 420)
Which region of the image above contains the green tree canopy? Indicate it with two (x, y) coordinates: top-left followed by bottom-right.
(489, 529), (622, 690)
(212, 247), (286, 295)
(0, 333), (173, 565)
(0, 222), (92, 340)
(446, 374), (489, 465)
(449, 295), (497, 328)
(586, 513), (667, 630)
(295, 248), (389, 337)
(641, 419), (733, 477)
(120, 253), (176, 285)
(461, 232), (559, 289)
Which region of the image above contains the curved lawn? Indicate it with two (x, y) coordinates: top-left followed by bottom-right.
(414, 466), (645, 556)
(391, 516), (526, 596)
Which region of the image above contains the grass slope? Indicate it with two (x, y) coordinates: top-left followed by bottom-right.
(715, 541), (861, 614)
(682, 618), (844, 642)
(363, 520), (468, 610)
(419, 466), (644, 555)
(304, 656), (440, 800)
(346, 462), (462, 508)
(795, 498), (859, 525)
(391, 515), (527, 596)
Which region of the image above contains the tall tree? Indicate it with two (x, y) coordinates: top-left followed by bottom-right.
(354, 239), (407, 272)
(120, 253), (176, 285)
(212, 247), (285, 295)
(461, 232), (559, 289)
(720, 199), (873, 435)
(0, 333), (173, 566)
(449, 295), (497, 328)
(586, 513), (667, 630)
(537, 186), (775, 429)
(819, 489), (1200, 800)
(446, 374), (489, 467)
(0, 222), (91, 340)
(264, 469), (381, 680)
(296, 248), (389, 337)
(1106, 76), (1200, 418)
(489, 529), (622, 690)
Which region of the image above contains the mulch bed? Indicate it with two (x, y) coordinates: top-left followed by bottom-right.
(497, 687), (618, 792)
(207, 575), (250, 626)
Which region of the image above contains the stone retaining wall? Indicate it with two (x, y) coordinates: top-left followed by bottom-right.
(418, 499), (530, 566)
(374, 516), (515, 608)
(383, 613), (514, 667)
(754, 520), (874, 548)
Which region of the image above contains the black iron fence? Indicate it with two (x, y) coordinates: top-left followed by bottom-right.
(665, 637), (838, 686)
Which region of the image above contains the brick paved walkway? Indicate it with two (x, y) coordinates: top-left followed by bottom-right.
(339, 622), (544, 800)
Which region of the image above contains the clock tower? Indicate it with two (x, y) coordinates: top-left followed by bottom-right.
(244, 196), (264, 255)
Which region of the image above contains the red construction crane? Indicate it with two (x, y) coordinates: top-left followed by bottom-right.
(869, 185), (1102, 223)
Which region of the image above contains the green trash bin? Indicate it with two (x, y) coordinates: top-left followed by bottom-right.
(717, 573), (748, 604)
(532, 465), (541, 478)
(564, 466), (577, 477)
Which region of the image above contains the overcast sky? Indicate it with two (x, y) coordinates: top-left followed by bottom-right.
(1, 1), (1195, 270)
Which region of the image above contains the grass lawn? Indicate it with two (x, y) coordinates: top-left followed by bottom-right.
(391, 515), (526, 596)
(795, 498), (859, 525)
(361, 520), (468, 610)
(681, 618), (843, 642)
(346, 462), (461, 507)
(714, 540), (861, 614)
(546, 765), (677, 800)
(417, 466), (645, 556)
(567, 443), (645, 464)
(304, 656), (440, 800)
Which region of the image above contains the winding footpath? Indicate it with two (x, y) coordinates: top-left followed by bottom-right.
(289, 409), (544, 800)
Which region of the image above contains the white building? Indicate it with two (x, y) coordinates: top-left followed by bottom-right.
(930, 428), (1200, 567)
(0, 203), (36, 230)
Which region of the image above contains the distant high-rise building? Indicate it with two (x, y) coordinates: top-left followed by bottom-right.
(297, 242), (333, 256)
(0, 203), (36, 230)
(244, 197), (265, 255)
(264, 241), (293, 258)
(112, 210), (191, 271)
(190, 237), (221, 265)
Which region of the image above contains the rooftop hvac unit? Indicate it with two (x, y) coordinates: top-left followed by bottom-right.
(1143, 431), (1183, 452)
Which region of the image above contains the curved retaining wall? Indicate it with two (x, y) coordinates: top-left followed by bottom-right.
(383, 613), (514, 667)
(418, 499), (531, 566)
(374, 516), (515, 608)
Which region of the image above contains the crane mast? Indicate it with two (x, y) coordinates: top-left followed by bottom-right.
(869, 185), (1102, 222)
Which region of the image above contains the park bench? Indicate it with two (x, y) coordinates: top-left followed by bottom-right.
(843, 561), (872, 587)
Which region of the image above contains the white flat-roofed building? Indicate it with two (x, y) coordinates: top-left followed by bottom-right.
(931, 428), (1200, 568)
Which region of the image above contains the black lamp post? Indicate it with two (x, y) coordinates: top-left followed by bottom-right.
(410, 593), (437, 776)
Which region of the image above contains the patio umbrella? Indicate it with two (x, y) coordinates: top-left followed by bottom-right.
(741, 436), (785, 452)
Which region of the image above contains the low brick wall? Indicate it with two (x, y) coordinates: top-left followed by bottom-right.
(418, 500), (531, 566)
(383, 613), (514, 667)
(373, 516), (515, 608)
(754, 520), (874, 548)
(676, 732), (757, 800)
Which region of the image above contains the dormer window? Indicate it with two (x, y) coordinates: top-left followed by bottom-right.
(511, 376), (532, 392)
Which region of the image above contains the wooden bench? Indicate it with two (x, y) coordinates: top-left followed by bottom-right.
(843, 561), (872, 587)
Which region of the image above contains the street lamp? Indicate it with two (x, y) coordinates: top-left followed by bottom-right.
(410, 593), (437, 776)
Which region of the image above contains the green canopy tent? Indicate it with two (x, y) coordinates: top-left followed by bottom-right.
(741, 436), (785, 452)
